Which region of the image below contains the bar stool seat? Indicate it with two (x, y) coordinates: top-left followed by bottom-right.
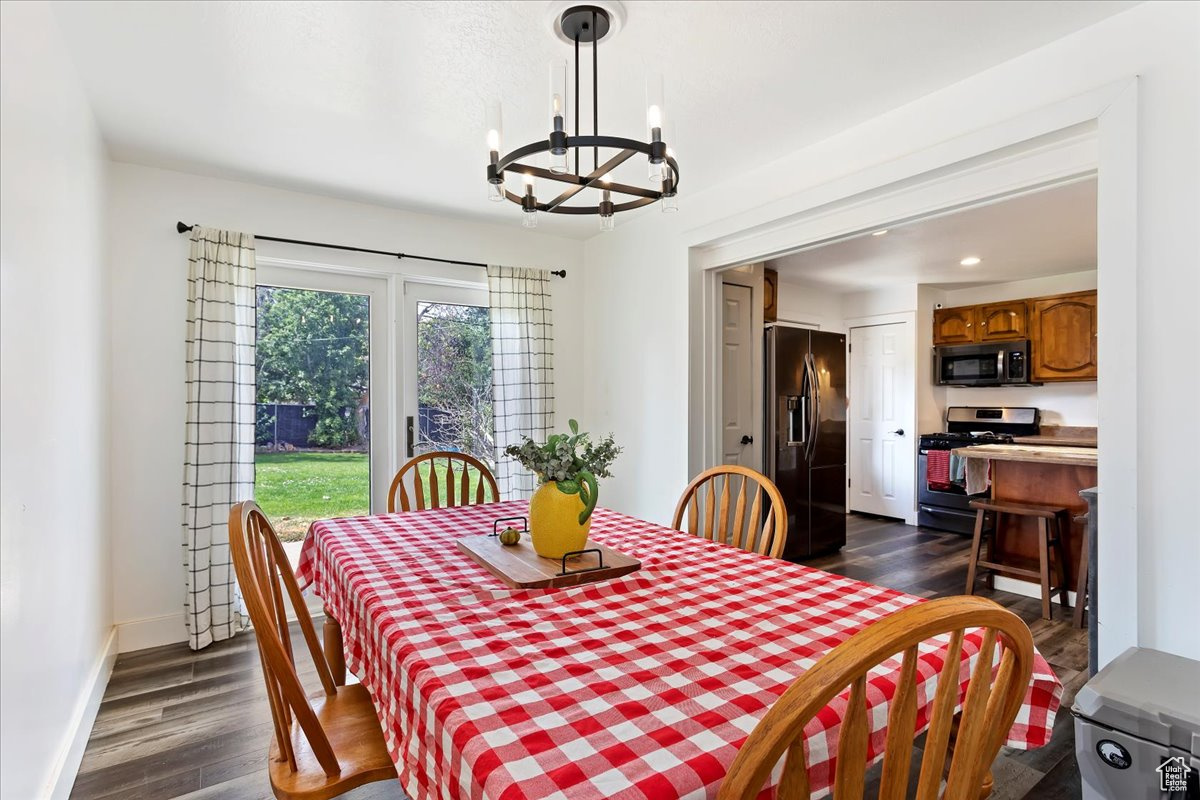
(965, 499), (1072, 621)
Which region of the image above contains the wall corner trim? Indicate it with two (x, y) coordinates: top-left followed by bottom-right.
(46, 628), (117, 800)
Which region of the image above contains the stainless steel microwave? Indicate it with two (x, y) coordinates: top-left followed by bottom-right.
(934, 340), (1034, 386)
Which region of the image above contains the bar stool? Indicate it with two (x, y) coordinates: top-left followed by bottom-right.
(1072, 512), (1091, 629)
(965, 499), (1071, 621)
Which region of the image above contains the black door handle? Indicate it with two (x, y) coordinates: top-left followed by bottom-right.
(740, 434), (753, 445)
(891, 429), (905, 436)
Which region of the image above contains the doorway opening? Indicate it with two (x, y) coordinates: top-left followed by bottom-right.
(252, 263), (393, 565)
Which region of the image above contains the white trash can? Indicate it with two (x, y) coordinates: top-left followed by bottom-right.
(1072, 647), (1199, 799)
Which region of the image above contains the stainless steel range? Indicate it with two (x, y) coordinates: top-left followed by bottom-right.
(917, 406), (1040, 534)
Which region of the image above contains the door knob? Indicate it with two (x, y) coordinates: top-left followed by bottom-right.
(891, 429), (905, 436)
(740, 435), (753, 445)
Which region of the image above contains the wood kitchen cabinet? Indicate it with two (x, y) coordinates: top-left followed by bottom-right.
(933, 306), (976, 345)
(1030, 290), (1097, 381)
(763, 268), (778, 322)
(976, 300), (1029, 341)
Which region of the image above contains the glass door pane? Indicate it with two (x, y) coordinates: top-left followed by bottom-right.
(404, 283), (494, 499)
(255, 285), (370, 541)
(415, 301), (493, 462)
(254, 265), (392, 558)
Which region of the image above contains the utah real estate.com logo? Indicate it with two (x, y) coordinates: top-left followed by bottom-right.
(1157, 756), (1191, 793)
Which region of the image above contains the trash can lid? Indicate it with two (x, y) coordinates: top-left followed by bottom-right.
(1072, 647), (1200, 755)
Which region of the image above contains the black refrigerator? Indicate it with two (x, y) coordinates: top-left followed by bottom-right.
(765, 326), (847, 560)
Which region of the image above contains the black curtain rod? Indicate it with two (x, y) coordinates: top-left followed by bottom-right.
(175, 222), (566, 278)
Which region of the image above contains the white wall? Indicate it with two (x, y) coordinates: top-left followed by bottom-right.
(0, 4), (114, 798)
(108, 163), (585, 651)
(585, 1), (1199, 659)
(938, 269), (1097, 306)
(939, 270), (1099, 425)
(583, 213), (689, 524)
(773, 279), (846, 331)
(916, 285), (948, 436)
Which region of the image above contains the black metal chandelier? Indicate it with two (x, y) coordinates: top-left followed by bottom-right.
(485, 4), (679, 230)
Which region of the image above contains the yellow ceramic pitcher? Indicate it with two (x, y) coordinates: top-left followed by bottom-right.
(529, 480), (593, 559)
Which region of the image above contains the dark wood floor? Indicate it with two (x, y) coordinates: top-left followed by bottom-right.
(71, 514), (1086, 800)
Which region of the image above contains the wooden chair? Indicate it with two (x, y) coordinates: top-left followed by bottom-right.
(386, 451), (499, 512)
(228, 501), (397, 800)
(717, 596), (1036, 800)
(672, 465), (788, 559)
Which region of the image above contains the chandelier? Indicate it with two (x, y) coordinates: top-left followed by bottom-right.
(485, 4), (679, 230)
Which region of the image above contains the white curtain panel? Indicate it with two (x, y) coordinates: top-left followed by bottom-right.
(488, 266), (555, 499)
(183, 227), (256, 650)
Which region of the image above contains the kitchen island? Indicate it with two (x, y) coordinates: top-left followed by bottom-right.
(952, 443), (1097, 599)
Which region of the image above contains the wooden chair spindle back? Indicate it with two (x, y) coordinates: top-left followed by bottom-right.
(717, 596), (1036, 800)
(229, 501), (341, 776)
(387, 451), (499, 512)
(672, 465), (788, 558)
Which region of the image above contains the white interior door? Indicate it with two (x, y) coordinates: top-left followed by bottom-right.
(849, 322), (915, 520)
(721, 283), (755, 466)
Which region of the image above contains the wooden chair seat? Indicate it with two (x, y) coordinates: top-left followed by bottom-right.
(268, 683), (396, 800)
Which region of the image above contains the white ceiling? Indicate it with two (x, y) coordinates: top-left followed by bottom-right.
(766, 177), (1098, 291)
(52, 1), (1133, 239)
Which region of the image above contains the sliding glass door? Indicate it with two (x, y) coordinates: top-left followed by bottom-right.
(254, 265), (393, 546)
(402, 282), (493, 470)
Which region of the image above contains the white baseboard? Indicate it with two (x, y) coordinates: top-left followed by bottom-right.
(115, 595), (324, 655)
(994, 575), (1078, 608)
(116, 612), (187, 653)
(46, 627), (117, 800)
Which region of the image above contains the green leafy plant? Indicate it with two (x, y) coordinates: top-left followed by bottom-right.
(504, 419), (621, 524)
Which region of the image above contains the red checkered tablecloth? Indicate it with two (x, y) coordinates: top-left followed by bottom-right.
(297, 500), (1061, 800)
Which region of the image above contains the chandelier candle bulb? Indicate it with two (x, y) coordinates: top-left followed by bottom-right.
(485, 100), (504, 199)
(661, 171), (679, 213)
(548, 60), (569, 174)
(599, 187), (615, 231)
(521, 174), (538, 227)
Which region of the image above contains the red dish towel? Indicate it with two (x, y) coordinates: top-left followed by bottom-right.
(926, 449), (953, 490)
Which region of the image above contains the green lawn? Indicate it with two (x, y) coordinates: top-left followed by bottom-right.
(255, 451), (369, 541)
(254, 450), (496, 541)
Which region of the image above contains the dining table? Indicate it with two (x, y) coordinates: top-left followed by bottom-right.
(296, 499), (1063, 800)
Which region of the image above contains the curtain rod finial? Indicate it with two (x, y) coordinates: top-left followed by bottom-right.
(551, 269), (567, 278)
(176, 221), (193, 234)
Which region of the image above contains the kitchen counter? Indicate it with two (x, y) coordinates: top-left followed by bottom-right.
(1010, 425), (1097, 447)
(952, 443), (1098, 467)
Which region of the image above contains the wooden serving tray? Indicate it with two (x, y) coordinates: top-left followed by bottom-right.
(456, 535), (641, 589)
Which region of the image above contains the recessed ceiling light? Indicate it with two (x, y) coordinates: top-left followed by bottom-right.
(872, 229), (889, 236)
(960, 256), (982, 266)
